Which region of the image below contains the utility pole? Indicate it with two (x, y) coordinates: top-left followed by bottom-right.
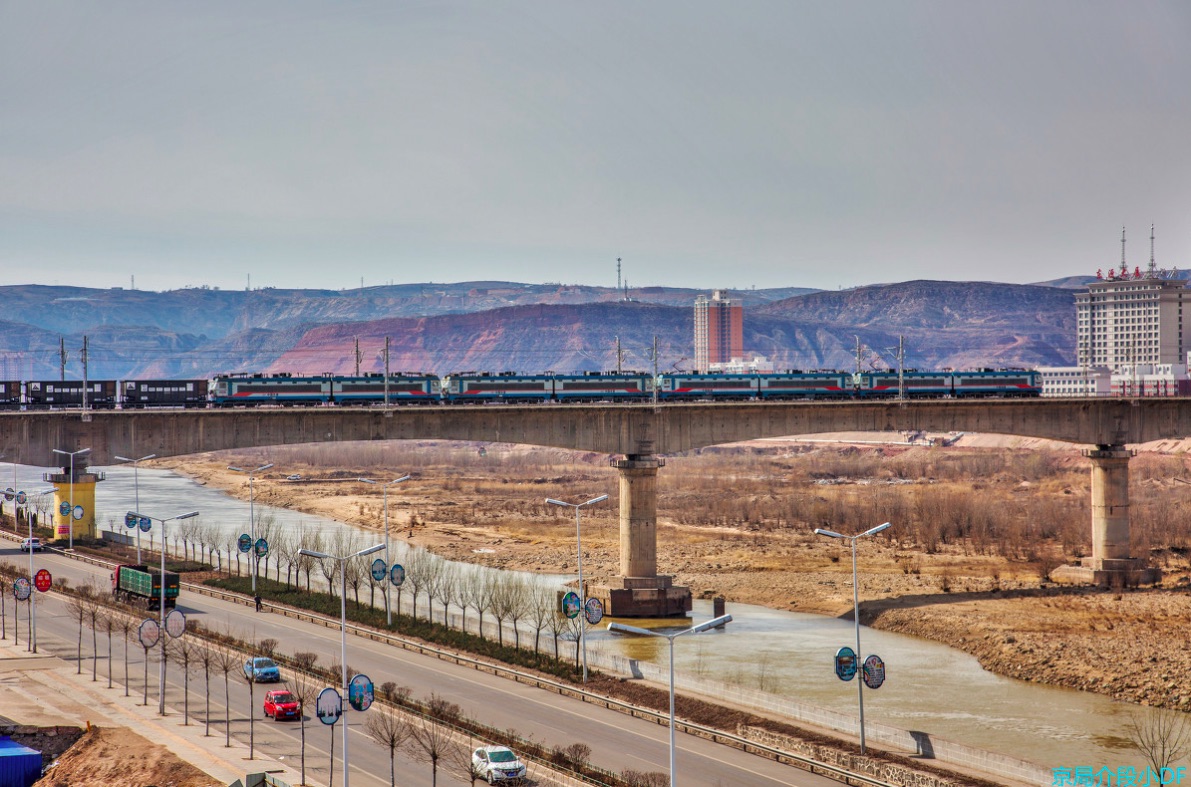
(853, 335), (863, 389)
(383, 337), (391, 408)
(59, 338), (67, 381)
(898, 336), (905, 401)
(81, 336), (89, 412)
(883, 336), (906, 400)
(354, 338), (361, 376)
(652, 336), (659, 406)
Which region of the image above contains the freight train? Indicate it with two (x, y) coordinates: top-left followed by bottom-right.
(0, 369), (1040, 410)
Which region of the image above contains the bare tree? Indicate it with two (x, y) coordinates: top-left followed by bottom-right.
(256, 513), (279, 584)
(171, 638), (197, 724)
(116, 614), (135, 697)
(435, 563), (460, 628)
(422, 557), (445, 625)
(505, 576), (530, 650)
(447, 737), (488, 786)
(318, 549), (340, 599)
(489, 574), (520, 647)
(290, 652), (320, 787)
(472, 571), (496, 641)
(65, 588), (93, 675)
(345, 549), (366, 609)
(298, 529), (322, 591)
(212, 647), (239, 747)
(544, 603), (569, 661)
(195, 643), (215, 736)
(1128, 707), (1191, 772)
(275, 528), (299, 587)
(404, 548), (431, 622)
(404, 704), (457, 787)
(99, 609), (116, 689)
(527, 585), (558, 655)
(241, 638), (261, 759)
(84, 593), (104, 681)
(365, 709), (413, 787)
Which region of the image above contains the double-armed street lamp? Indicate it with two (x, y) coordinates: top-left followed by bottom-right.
(813, 521), (891, 754)
(114, 453), (157, 563)
(228, 463), (273, 594)
(358, 474), (410, 626)
(299, 542), (384, 787)
(52, 447), (90, 550)
(129, 510), (199, 716)
(608, 615), (733, 786)
(545, 494), (608, 682)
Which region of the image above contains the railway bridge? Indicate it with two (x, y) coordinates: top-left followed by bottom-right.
(2, 397), (1187, 614)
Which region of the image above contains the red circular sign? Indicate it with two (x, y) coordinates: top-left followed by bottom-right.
(34, 569), (52, 593)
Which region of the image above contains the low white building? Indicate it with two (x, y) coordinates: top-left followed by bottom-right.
(1037, 367), (1112, 397)
(1110, 363), (1191, 397)
(708, 355), (774, 374)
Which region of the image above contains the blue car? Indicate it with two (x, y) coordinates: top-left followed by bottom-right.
(244, 657), (281, 683)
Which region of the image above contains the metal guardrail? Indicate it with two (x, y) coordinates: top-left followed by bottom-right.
(29, 539), (899, 787)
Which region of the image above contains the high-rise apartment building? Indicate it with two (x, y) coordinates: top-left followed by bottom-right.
(694, 290), (743, 373)
(1075, 269), (1189, 370)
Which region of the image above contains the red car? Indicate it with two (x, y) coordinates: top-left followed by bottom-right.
(263, 689), (301, 721)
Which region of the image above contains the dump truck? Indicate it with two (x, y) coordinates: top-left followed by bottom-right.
(111, 564), (179, 610)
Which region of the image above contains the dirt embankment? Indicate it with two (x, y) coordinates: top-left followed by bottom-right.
(35, 726), (219, 787)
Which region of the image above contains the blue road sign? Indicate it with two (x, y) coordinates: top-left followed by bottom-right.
(238, 534), (252, 553)
(371, 558), (387, 582)
(390, 564), (405, 587)
(835, 646), (857, 682)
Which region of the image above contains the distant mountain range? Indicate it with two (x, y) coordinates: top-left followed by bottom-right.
(0, 278), (1086, 379)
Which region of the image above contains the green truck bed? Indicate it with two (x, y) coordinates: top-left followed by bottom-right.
(116, 565), (180, 601)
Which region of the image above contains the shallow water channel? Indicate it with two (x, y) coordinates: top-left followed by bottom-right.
(7, 462), (1183, 773)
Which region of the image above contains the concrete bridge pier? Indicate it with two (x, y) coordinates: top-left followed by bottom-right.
(592, 453), (692, 618)
(1054, 446), (1160, 586)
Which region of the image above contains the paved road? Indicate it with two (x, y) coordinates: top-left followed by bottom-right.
(4, 544), (843, 787)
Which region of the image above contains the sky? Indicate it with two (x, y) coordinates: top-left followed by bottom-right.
(2, 2), (1189, 293)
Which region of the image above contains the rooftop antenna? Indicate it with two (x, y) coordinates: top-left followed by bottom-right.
(617, 257), (622, 299)
(1149, 224), (1156, 278)
(1120, 226), (1127, 273)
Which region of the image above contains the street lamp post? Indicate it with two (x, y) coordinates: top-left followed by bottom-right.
(608, 614), (732, 786)
(52, 447), (90, 551)
(114, 453), (157, 564)
(545, 494), (608, 682)
(130, 510), (199, 716)
(228, 464), (273, 595)
(358, 475), (410, 626)
(25, 488), (55, 654)
(813, 521), (891, 755)
(299, 542), (384, 787)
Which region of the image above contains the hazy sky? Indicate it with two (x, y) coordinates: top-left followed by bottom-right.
(3, 2), (1189, 292)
